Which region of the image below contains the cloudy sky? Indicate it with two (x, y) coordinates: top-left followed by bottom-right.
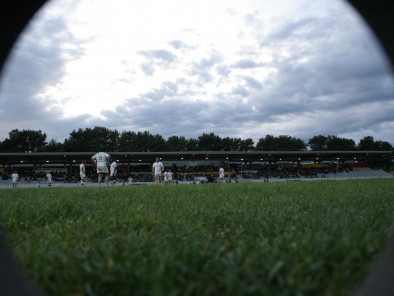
(0, 0), (393, 145)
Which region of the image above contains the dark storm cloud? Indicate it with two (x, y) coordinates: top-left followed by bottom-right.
(101, 95), (212, 137)
(119, 9), (394, 144)
(97, 79), (256, 139)
(0, 4), (86, 140)
(241, 9), (394, 142)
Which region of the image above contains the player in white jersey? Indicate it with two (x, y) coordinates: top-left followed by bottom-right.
(152, 157), (164, 184)
(80, 160), (86, 186)
(91, 152), (111, 185)
(128, 176), (133, 185)
(165, 169), (173, 185)
(167, 169), (173, 184)
(110, 161), (117, 185)
(11, 171), (19, 188)
(46, 173), (52, 187)
(164, 171), (169, 185)
(218, 167), (225, 183)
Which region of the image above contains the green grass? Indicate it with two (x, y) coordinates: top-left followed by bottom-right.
(0, 179), (393, 296)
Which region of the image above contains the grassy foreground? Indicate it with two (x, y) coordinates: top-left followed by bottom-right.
(0, 179), (393, 296)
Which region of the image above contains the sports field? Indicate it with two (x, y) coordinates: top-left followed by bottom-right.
(0, 179), (393, 296)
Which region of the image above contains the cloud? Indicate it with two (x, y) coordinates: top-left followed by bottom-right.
(190, 51), (223, 76)
(0, 1), (86, 139)
(144, 81), (178, 101)
(268, 17), (318, 41)
(141, 62), (155, 76)
(168, 40), (184, 49)
(216, 65), (231, 76)
(186, 51), (224, 83)
(168, 40), (192, 50)
(232, 86), (249, 98)
(0, 0), (393, 146)
(138, 49), (177, 75)
(232, 59), (262, 69)
(199, 52), (223, 70)
(138, 49), (176, 62)
(243, 76), (263, 90)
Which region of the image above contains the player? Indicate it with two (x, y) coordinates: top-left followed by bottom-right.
(80, 160), (86, 186)
(46, 173), (52, 187)
(166, 169), (173, 185)
(152, 157), (164, 184)
(91, 152), (111, 186)
(218, 167), (225, 183)
(110, 161), (117, 185)
(128, 176), (133, 185)
(164, 170), (169, 185)
(11, 171), (19, 188)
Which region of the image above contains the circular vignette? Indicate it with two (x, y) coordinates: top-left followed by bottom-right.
(0, 1), (393, 296)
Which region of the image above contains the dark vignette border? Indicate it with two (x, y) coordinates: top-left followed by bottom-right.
(0, 1), (393, 295)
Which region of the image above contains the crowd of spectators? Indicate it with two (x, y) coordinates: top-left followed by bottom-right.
(240, 164), (350, 180)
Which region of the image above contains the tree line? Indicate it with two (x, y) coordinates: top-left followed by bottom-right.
(0, 127), (392, 153)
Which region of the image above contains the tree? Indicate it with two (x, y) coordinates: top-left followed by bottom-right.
(358, 136), (392, 150)
(63, 128), (89, 152)
(167, 136), (188, 151)
(91, 127), (119, 152)
(197, 133), (223, 151)
(119, 131), (137, 151)
(373, 140), (392, 150)
(326, 135), (356, 151)
(221, 137), (242, 151)
(1, 129), (47, 152)
(358, 136), (375, 150)
(308, 135), (328, 151)
(44, 139), (63, 152)
(132, 131), (153, 151)
(256, 135), (276, 150)
(186, 138), (199, 151)
(256, 135), (306, 151)
(63, 127), (119, 152)
(150, 134), (168, 152)
(239, 138), (255, 151)
(277, 135), (306, 151)
(119, 131), (168, 151)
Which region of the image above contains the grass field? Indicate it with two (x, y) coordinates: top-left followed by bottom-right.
(0, 179), (393, 296)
